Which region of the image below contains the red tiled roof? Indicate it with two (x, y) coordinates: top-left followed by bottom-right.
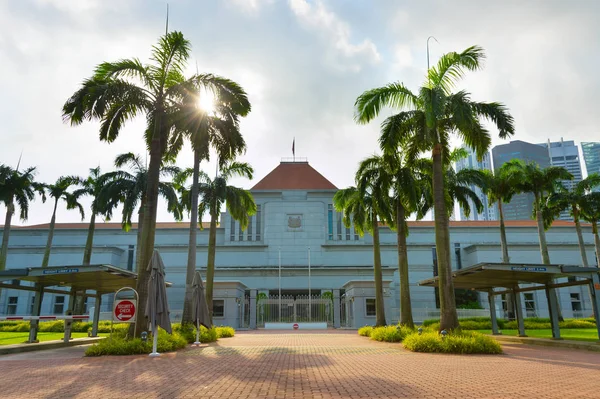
(251, 162), (337, 190)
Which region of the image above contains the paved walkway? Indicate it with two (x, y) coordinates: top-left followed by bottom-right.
(1, 330), (599, 398)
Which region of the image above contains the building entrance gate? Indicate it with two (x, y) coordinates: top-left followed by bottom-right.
(257, 295), (332, 327)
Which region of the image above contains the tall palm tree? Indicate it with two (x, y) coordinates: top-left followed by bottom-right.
(547, 173), (600, 267)
(334, 166), (392, 327)
(169, 92), (249, 325)
(354, 46), (515, 330)
(62, 32), (249, 336)
(100, 153), (181, 274)
(357, 152), (422, 328)
(41, 177), (85, 268)
(580, 192), (600, 265)
(506, 160), (573, 264)
(0, 165), (41, 273)
(73, 167), (118, 265)
(195, 161), (256, 324)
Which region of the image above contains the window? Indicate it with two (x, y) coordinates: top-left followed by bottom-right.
(354, 225), (359, 240)
(239, 221), (243, 241)
(431, 247), (438, 277)
(365, 298), (376, 317)
(6, 297), (18, 315)
(82, 297), (89, 314)
(571, 293), (582, 313)
(213, 299), (225, 318)
(336, 212), (342, 240)
(127, 245), (134, 271)
(30, 295), (36, 314)
(53, 296), (65, 315)
(524, 293), (536, 317)
(345, 226), (350, 241)
(230, 217), (235, 241)
(256, 205), (262, 241)
(327, 204), (333, 240)
(454, 243), (462, 270)
(247, 215), (253, 242)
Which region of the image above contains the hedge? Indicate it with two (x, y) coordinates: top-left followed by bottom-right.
(369, 325), (413, 343)
(358, 326), (373, 337)
(85, 329), (188, 356)
(403, 330), (502, 354)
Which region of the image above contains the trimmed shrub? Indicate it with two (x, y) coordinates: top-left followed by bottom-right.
(358, 326), (373, 337)
(0, 321), (30, 332)
(172, 323), (219, 344)
(85, 329), (188, 356)
(422, 317), (506, 329)
(216, 326), (235, 338)
(559, 319), (596, 329)
(370, 325), (413, 342)
(403, 330), (502, 354)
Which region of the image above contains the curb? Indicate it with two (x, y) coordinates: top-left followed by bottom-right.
(0, 337), (105, 355)
(491, 335), (600, 352)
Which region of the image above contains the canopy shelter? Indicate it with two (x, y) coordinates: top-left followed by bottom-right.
(0, 264), (138, 342)
(419, 262), (600, 341)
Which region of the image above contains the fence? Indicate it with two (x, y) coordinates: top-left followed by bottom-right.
(257, 295), (332, 327)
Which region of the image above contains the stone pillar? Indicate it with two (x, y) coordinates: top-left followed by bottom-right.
(487, 290), (500, 335)
(249, 289), (257, 330)
(28, 285), (44, 343)
(91, 295), (102, 337)
(589, 273), (600, 342)
(333, 289), (341, 328)
(513, 287), (527, 337)
(545, 285), (562, 340)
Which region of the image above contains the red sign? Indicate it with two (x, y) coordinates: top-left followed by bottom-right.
(293, 323), (299, 330)
(113, 300), (136, 322)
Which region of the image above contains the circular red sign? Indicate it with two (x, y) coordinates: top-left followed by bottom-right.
(114, 300), (136, 321)
(293, 323), (299, 330)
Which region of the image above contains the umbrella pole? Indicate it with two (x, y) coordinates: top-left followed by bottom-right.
(194, 320), (201, 345)
(149, 322), (160, 357)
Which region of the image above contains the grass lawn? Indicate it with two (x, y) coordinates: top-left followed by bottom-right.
(477, 329), (599, 342)
(0, 332), (107, 346)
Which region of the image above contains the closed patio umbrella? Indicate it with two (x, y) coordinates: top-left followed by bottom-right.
(191, 270), (211, 345)
(145, 250), (171, 357)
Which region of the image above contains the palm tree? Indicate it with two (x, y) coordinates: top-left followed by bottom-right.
(334, 165), (392, 327)
(547, 173), (600, 267)
(62, 32), (249, 336)
(100, 153), (181, 274)
(580, 192), (600, 265)
(73, 167), (118, 265)
(0, 165), (41, 273)
(40, 177), (85, 267)
(354, 46), (515, 330)
(357, 152), (422, 328)
(506, 160), (573, 264)
(194, 161), (256, 324)
(169, 92), (249, 325)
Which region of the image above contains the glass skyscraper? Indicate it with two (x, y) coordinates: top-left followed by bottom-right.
(582, 142), (600, 192)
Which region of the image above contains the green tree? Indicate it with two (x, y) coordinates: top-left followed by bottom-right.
(334, 165), (392, 327)
(357, 151), (423, 328)
(169, 90), (249, 325)
(580, 192), (600, 265)
(547, 173), (600, 267)
(354, 46), (514, 330)
(62, 32), (249, 336)
(193, 161), (256, 324)
(0, 165), (41, 273)
(41, 177), (85, 267)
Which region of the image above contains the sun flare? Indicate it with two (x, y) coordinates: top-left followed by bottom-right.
(197, 89), (216, 115)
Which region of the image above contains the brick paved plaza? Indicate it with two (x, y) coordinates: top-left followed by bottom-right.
(1, 330), (599, 398)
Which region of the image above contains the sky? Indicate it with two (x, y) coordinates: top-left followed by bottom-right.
(1, 0), (599, 226)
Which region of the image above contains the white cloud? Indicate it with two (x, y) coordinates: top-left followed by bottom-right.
(288, 0), (380, 71)
(227, 0), (275, 15)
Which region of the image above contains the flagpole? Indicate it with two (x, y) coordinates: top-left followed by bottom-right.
(308, 246), (311, 320)
(278, 247), (281, 323)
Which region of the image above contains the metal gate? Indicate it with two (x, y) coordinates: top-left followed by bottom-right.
(257, 295), (332, 327)
(340, 295), (354, 328)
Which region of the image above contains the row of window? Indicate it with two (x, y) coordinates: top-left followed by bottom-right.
(327, 204), (359, 241)
(5, 295), (88, 315)
(231, 205), (262, 241)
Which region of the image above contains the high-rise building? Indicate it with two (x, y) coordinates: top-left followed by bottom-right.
(582, 142), (600, 192)
(537, 138), (583, 220)
(491, 140), (551, 220)
(455, 146), (496, 221)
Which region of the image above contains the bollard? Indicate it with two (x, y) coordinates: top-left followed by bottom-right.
(64, 312), (73, 343)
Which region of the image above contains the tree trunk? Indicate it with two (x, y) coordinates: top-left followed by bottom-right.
(432, 143), (458, 331)
(371, 212), (386, 327)
(135, 204), (144, 272)
(534, 193), (563, 320)
(573, 207), (589, 267)
(82, 212), (96, 265)
(498, 200), (515, 320)
(182, 149), (201, 325)
(205, 208), (218, 326)
(396, 203), (413, 328)
(133, 110), (164, 337)
(41, 199), (59, 268)
(0, 201), (14, 272)
(593, 221), (600, 267)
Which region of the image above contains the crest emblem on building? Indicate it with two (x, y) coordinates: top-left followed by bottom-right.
(287, 215), (302, 229)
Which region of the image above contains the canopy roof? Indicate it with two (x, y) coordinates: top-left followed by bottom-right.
(418, 262), (600, 291)
(0, 265), (139, 294)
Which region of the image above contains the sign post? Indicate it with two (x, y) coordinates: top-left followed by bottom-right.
(112, 287), (139, 339)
